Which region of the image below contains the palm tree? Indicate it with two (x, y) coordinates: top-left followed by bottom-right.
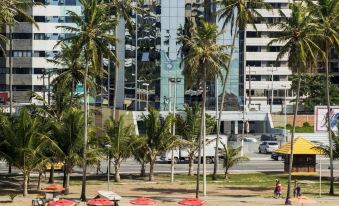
(268, 4), (323, 204)
(0, 108), (60, 196)
(214, 0), (271, 180)
(306, 0), (339, 195)
(176, 105), (215, 176)
(48, 43), (95, 105)
(141, 108), (177, 181)
(104, 116), (135, 182)
(220, 144), (249, 180)
(179, 21), (229, 197)
(0, 0), (37, 174)
(51, 108), (85, 194)
(57, 0), (117, 200)
(130, 136), (149, 177)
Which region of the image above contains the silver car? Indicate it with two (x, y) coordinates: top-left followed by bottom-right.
(258, 141), (279, 154)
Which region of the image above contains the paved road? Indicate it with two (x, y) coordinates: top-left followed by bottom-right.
(1, 157), (339, 175)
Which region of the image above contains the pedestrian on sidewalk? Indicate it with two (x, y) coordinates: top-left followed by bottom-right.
(294, 183), (301, 198)
(274, 179), (282, 198)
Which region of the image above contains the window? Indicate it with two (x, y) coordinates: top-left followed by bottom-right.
(246, 31), (260, 38)
(34, 33), (45, 40)
(13, 68), (31, 74)
(13, 51), (32, 57)
(33, 85), (46, 91)
(269, 46), (281, 52)
(34, 16), (45, 22)
(246, 46), (261, 52)
(33, 51), (46, 57)
(0, 68), (7, 74)
(34, 68), (45, 74)
(13, 85), (32, 91)
(246, 61), (261, 67)
(12, 33), (32, 39)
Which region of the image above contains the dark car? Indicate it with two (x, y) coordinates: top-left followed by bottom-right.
(271, 153), (284, 161)
(260, 134), (277, 141)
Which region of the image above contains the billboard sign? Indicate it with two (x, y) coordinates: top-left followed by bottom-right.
(315, 106), (339, 132)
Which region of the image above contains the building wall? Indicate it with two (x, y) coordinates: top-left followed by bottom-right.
(244, 1), (293, 112)
(0, 0), (81, 104)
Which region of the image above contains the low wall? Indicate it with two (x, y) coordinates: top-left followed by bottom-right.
(272, 114), (314, 127)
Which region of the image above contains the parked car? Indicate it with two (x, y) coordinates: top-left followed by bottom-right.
(271, 153), (285, 161)
(244, 137), (258, 142)
(260, 134), (277, 141)
(258, 141), (279, 154)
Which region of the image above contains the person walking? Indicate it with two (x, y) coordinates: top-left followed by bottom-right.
(295, 183), (301, 198)
(274, 179), (282, 198)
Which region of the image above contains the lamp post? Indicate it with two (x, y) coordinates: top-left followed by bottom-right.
(282, 85), (288, 142)
(270, 65), (277, 113)
(169, 77), (181, 183)
(142, 83), (149, 111)
(105, 144), (111, 191)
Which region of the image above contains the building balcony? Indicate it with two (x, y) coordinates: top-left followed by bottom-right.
(245, 81), (291, 90)
(246, 38), (286, 46)
(246, 52), (287, 61)
(246, 66), (292, 75)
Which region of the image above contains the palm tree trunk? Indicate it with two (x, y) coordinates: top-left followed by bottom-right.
(70, 80), (74, 105)
(188, 153), (194, 176)
(112, 66), (117, 119)
(285, 74), (301, 205)
(64, 170), (70, 195)
(149, 157), (155, 181)
(37, 172), (42, 191)
(114, 160), (121, 182)
(8, 162), (12, 174)
(196, 132), (202, 197)
(213, 26), (238, 180)
(23, 173), (28, 196)
(325, 44), (334, 195)
(202, 70), (207, 196)
(80, 59), (89, 201)
(9, 26), (13, 115)
(140, 162), (146, 177)
(63, 169), (66, 188)
(48, 164), (54, 184)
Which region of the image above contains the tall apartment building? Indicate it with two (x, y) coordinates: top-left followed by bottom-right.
(0, 0), (81, 105)
(114, 0), (240, 112)
(242, 1), (293, 113)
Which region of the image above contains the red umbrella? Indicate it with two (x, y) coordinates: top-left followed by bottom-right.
(129, 197), (156, 205)
(42, 184), (65, 192)
(178, 198), (205, 206)
(48, 199), (75, 206)
(87, 198), (114, 206)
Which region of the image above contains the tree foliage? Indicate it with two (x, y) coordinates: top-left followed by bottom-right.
(291, 74), (339, 111)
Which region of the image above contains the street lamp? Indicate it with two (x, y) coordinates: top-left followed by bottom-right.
(270, 65), (277, 113)
(105, 144), (111, 191)
(168, 77), (182, 183)
(281, 85), (288, 142)
(142, 83), (149, 111)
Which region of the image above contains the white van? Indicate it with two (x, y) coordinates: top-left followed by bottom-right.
(159, 135), (228, 164)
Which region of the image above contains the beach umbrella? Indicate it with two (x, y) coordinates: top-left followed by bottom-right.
(87, 198), (114, 206)
(42, 184), (65, 192)
(129, 197), (156, 205)
(48, 199), (75, 206)
(178, 198), (205, 206)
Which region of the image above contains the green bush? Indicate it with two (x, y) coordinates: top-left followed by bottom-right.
(8, 193), (17, 202)
(303, 122), (311, 127)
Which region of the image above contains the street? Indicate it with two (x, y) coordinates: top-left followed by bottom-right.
(1, 155), (338, 175)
